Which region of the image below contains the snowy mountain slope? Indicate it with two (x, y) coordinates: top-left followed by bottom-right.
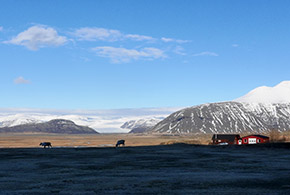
(235, 81), (290, 104)
(0, 109), (174, 133)
(120, 117), (164, 134)
(149, 102), (290, 134)
(149, 81), (290, 134)
(121, 117), (164, 130)
(0, 119), (98, 134)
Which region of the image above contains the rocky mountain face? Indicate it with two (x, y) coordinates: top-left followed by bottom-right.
(149, 102), (290, 134)
(120, 117), (163, 133)
(128, 127), (151, 134)
(0, 119), (98, 134)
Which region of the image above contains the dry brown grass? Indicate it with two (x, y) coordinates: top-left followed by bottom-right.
(158, 133), (212, 145)
(0, 133), (213, 148)
(4, 131), (290, 148)
(267, 129), (287, 142)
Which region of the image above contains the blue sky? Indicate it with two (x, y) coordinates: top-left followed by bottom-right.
(1, 0), (290, 110)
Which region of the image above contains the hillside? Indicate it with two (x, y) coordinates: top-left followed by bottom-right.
(120, 117), (163, 133)
(149, 81), (290, 134)
(0, 119), (98, 134)
(149, 102), (290, 134)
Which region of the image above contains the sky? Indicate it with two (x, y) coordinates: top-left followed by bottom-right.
(1, 0), (290, 111)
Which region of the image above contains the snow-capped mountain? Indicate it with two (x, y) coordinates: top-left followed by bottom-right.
(149, 81), (290, 134)
(149, 102), (290, 134)
(0, 108), (177, 133)
(121, 117), (164, 129)
(120, 117), (164, 133)
(0, 119), (98, 134)
(234, 81), (290, 104)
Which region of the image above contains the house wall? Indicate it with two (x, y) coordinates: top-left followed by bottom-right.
(212, 137), (239, 145)
(242, 135), (269, 144)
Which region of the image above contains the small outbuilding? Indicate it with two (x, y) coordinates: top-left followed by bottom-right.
(212, 134), (241, 145)
(241, 135), (269, 144)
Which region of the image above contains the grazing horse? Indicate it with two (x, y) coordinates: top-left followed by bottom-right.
(39, 142), (52, 148)
(116, 140), (125, 147)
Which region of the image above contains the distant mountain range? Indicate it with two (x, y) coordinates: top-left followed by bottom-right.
(1, 81), (290, 134)
(0, 119), (98, 134)
(149, 81), (290, 134)
(120, 117), (164, 133)
(0, 109), (175, 133)
(149, 102), (290, 134)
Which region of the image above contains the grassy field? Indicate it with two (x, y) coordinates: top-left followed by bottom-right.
(0, 131), (289, 148)
(0, 133), (212, 148)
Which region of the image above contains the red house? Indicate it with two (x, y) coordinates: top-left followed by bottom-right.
(241, 135), (269, 144)
(212, 134), (241, 145)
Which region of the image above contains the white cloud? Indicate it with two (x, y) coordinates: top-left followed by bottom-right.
(4, 25), (67, 50)
(232, 44), (239, 47)
(161, 37), (173, 42)
(73, 27), (155, 42)
(161, 37), (190, 44)
(193, 51), (219, 57)
(0, 107), (182, 117)
(73, 27), (196, 44)
(92, 46), (166, 63)
(73, 27), (122, 41)
(14, 76), (30, 84)
(0, 26), (3, 31)
(125, 34), (155, 41)
(174, 46), (186, 55)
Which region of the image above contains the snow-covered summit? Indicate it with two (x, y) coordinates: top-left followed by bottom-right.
(120, 117), (164, 130)
(234, 81), (290, 104)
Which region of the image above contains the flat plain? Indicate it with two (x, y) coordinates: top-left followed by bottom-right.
(0, 133), (212, 148)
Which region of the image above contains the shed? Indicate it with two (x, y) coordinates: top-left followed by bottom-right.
(212, 134), (241, 145)
(242, 135), (269, 144)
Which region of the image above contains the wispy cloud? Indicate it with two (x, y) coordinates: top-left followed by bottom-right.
(92, 46), (166, 63)
(4, 25), (67, 50)
(125, 34), (155, 41)
(14, 76), (31, 84)
(232, 44), (239, 47)
(193, 51), (219, 57)
(73, 27), (154, 42)
(73, 27), (194, 44)
(73, 27), (122, 41)
(174, 46), (186, 55)
(0, 26), (3, 31)
(161, 37), (190, 44)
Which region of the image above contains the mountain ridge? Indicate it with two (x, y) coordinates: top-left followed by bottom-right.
(0, 119), (99, 134)
(147, 81), (290, 134)
(235, 81), (290, 104)
(148, 101), (290, 134)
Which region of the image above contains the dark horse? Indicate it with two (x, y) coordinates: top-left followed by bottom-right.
(39, 142), (52, 148)
(116, 140), (125, 147)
